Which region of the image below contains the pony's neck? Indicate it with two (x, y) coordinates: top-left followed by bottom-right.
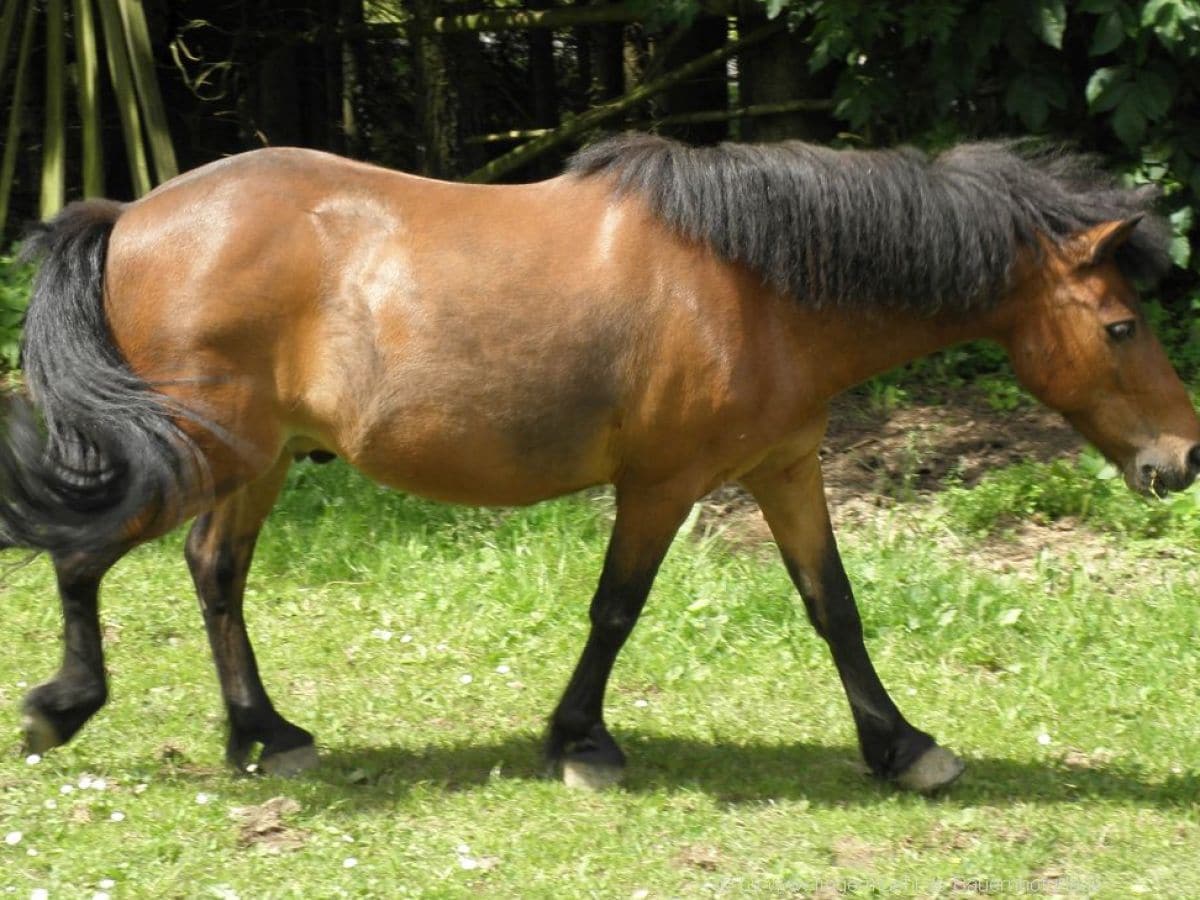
(785, 302), (1005, 402)
(784, 252), (1042, 399)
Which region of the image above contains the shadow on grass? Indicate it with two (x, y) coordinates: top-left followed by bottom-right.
(303, 731), (1200, 811)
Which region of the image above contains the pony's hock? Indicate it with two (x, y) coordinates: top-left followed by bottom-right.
(3, 134), (1198, 792)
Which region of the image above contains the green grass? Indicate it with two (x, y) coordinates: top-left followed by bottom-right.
(944, 450), (1200, 540)
(2, 463), (1199, 898)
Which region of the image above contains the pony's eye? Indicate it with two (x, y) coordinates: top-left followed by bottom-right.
(1105, 319), (1136, 342)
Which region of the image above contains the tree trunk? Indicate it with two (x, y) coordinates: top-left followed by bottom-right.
(466, 21), (783, 183)
(340, 0), (364, 157)
(591, 19), (624, 102)
(449, 26), (487, 172)
(623, 24), (648, 95)
(411, 0), (458, 177)
(571, 24), (591, 109)
(318, 0), (344, 153)
(659, 14), (728, 145)
(523, 0), (558, 176)
(528, 0), (558, 128)
(736, 6), (834, 143)
(242, 1), (304, 147)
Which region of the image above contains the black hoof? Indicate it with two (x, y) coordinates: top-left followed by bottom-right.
(546, 722), (626, 790)
(895, 745), (966, 793)
(861, 725), (937, 781)
(225, 719), (315, 774)
(259, 743), (320, 777)
(22, 678), (107, 752)
(21, 708), (62, 755)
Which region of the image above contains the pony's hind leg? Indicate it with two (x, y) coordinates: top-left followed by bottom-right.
(546, 483), (694, 788)
(743, 450), (965, 793)
(22, 547), (127, 753)
(184, 454), (315, 776)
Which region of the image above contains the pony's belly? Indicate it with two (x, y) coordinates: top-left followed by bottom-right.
(338, 406), (617, 507)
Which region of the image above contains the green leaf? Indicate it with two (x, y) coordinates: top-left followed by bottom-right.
(1006, 76), (1049, 130)
(1132, 69), (1173, 120)
(1034, 0), (1067, 48)
(998, 608), (1024, 626)
(1086, 66), (1130, 111)
(1169, 234), (1191, 268)
(1090, 9), (1125, 54)
(765, 0), (786, 20)
(1111, 99), (1147, 147)
(1141, 0), (1176, 28)
(1143, 0), (1188, 47)
(1168, 206), (1193, 268)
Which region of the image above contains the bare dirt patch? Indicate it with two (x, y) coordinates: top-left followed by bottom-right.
(673, 843), (722, 872)
(230, 796), (308, 853)
(820, 388), (1080, 508)
(830, 834), (880, 869)
(701, 387), (1083, 553)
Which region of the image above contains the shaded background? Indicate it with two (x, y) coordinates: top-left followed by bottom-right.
(1, 0), (1198, 371)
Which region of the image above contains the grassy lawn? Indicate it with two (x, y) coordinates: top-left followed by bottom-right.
(1, 459), (1199, 898)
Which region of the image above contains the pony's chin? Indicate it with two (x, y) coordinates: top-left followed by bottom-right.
(1124, 463), (1194, 497)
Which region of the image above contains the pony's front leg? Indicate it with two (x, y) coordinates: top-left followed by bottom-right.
(22, 548), (126, 753)
(184, 455), (315, 776)
(546, 483), (695, 789)
(743, 452), (964, 793)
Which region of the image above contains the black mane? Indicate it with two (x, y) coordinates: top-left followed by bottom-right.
(568, 133), (1171, 313)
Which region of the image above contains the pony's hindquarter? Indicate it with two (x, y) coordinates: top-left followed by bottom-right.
(0, 201), (203, 554)
(3, 195), (315, 763)
(1, 201), (212, 755)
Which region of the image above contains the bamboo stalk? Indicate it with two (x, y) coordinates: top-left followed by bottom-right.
(0, 0), (34, 229)
(0, 0), (21, 102)
(465, 20), (785, 184)
(97, 0), (151, 195)
(73, 0), (104, 197)
(40, 0), (66, 219)
(464, 99), (836, 145)
(116, 0), (177, 183)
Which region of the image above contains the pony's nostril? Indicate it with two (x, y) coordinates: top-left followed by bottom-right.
(1188, 444), (1200, 475)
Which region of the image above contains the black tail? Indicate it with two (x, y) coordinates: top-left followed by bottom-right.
(0, 200), (202, 553)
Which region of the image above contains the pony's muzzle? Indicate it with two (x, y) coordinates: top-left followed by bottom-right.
(1126, 442), (1200, 496)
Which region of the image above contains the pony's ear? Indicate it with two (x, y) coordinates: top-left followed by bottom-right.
(1069, 215), (1143, 268)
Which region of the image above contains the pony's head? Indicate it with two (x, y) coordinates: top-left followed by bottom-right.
(1004, 217), (1200, 495)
